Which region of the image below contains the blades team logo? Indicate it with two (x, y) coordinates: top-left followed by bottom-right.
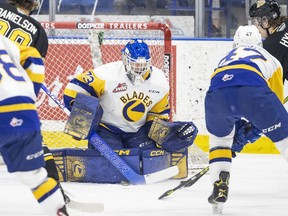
(70, 159), (86, 180)
(120, 91), (153, 122)
(122, 100), (146, 122)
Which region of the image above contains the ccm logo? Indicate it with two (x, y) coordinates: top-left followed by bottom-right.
(150, 150), (165, 156)
(262, 122), (281, 133)
(26, 150), (44, 160)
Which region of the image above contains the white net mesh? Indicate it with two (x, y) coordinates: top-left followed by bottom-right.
(188, 144), (209, 172)
(37, 21), (207, 170)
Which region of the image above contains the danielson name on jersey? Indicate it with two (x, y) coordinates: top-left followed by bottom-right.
(209, 46), (283, 102)
(64, 61), (170, 133)
(0, 36), (45, 132)
(0, 2), (48, 57)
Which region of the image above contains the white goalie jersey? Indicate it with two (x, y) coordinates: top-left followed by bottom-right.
(64, 61), (170, 133)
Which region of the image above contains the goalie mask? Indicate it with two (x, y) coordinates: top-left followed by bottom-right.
(122, 39), (151, 86)
(249, 0), (280, 29)
(233, 25), (262, 48)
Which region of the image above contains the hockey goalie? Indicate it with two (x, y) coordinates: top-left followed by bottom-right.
(52, 39), (198, 184)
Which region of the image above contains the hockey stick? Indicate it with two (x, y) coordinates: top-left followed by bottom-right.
(41, 84), (69, 115)
(41, 85), (179, 184)
(158, 166), (209, 200)
(89, 131), (179, 184)
(65, 190), (104, 213)
(40, 86), (105, 212)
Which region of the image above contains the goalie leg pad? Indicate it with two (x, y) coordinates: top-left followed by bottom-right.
(52, 148), (141, 183)
(142, 149), (171, 174)
(142, 148), (188, 179)
(52, 148), (183, 183)
(171, 149), (188, 179)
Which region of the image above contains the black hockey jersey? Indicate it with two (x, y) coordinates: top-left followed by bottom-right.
(263, 20), (288, 82)
(0, 2), (48, 57)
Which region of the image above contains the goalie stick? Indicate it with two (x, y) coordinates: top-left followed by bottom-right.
(41, 84), (179, 184)
(158, 166), (209, 200)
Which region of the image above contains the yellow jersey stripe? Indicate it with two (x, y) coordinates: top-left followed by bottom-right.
(0, 103), (36, 113)
(63, 88), (78, 99)
(83, 72), (105, 97)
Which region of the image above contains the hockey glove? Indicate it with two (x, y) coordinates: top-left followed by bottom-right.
(232, 120), (262, 153)
(148, 117), (198, 152)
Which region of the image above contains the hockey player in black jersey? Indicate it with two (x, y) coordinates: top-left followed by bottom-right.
(249, 0), (288, 82)
(0, 0), (48, 57)
(0, 0), (70, 206)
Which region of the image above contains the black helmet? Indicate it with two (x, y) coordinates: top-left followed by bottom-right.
(8, 0), (40, 13)
(249, 0), (281, 20)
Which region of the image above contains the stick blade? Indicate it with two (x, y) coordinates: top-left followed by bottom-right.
(68, 199), (104, 213)
(158, 189), (173, 200)
(144, 165), (179, 184)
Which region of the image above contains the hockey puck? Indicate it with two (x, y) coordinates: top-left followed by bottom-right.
(120, 180), (131, 186)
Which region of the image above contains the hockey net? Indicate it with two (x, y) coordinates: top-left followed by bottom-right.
(38, 21), (207, 170)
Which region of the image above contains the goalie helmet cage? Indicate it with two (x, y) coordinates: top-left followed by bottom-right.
(38, 21), (207, 170)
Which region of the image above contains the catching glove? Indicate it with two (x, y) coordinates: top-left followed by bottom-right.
(148, 117), (198, 152)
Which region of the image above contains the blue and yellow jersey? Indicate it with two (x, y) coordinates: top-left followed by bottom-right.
(18, 45), (45, 96)
(209, 46), (283, 102)
(0, 35), (44, 132)
(64, 61), (170, 133)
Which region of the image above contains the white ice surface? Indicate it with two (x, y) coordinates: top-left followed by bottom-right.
(0, 154), (288, 216)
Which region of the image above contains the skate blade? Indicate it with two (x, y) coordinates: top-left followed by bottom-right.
(211, 202), (224, 214)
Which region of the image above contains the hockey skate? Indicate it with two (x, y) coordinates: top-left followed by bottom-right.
(208, 171), (230, 214)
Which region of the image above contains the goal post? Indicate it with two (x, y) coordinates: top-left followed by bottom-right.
(38, 21), (175, 149)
